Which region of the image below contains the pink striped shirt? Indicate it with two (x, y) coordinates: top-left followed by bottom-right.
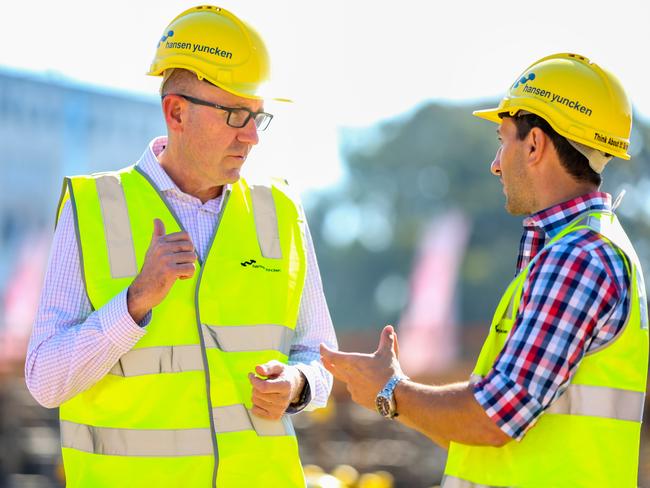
(25, 136), (337, 411)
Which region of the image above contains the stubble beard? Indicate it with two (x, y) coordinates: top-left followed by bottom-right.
(504, 168), (535, 216)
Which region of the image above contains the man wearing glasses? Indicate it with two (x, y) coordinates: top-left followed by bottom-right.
(25, 6), (336, 487)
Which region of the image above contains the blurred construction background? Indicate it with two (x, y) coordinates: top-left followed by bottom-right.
(0, 64), (649, 488)
(2, 0), (650, 486)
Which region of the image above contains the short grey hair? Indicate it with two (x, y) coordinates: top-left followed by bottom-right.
(160, 68), (201, 96)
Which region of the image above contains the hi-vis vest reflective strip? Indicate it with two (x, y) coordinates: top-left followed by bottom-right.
(56, 166), (307, 488)
(444, 211), (649, 488)
(467, 376), (646, 423)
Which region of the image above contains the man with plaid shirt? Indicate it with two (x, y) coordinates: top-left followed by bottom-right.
(321, 53), (648, 487)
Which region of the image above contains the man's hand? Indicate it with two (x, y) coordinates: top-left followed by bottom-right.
(248, 361), (306, 420)
(320, 325), (403, 411)
(127, 219), (197, 323)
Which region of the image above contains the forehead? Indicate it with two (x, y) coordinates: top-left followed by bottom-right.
(197, 80), (264, 111)
(497, 117), (516, 135)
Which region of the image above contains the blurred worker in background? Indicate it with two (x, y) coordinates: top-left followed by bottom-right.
(322, 53), (648, 487)
(25, 5), (336, 487)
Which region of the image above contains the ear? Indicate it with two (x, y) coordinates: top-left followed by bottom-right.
(526, 127), (548, 167)
(161, 95), (185, 133)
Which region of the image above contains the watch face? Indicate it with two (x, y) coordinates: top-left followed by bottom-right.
(375, 395), (391, 417)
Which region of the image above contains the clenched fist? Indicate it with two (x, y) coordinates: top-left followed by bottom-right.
(248, 361), (306, 420)
(127, 218), (197, 323)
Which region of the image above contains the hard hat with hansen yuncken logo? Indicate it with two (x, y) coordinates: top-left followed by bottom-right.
(148, 5), (289, 101)
(473, 53), (632, 162)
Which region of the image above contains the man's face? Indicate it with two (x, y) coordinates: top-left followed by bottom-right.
(491, 117), (536, 215)
(181, 80), (263, 187)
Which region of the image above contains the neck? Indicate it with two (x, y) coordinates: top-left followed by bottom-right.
(157, 146), (223, 203)
(529, 157), (599, 214)
(532, 181), (598, 214)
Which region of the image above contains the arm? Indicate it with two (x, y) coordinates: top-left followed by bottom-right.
(249, 219), (337, 419)
(320, 325), (510, 449)
(472, 240), (627, 439)
(321, 236), (626, 447)
(288, 221), (337, 410)
(393, 380), (510, 449)
(25, 201), (146, 408)
(25, 205), (198, 408)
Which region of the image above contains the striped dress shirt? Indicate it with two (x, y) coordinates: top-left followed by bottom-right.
(25, 136), (337, 412)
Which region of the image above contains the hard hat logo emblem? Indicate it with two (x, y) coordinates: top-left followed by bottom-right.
(513, 72), (536, 89)
(158, 30), (174, 48)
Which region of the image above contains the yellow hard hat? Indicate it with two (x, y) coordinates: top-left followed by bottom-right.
(148, 5), (283, 101)
(473, 53), (632, 160)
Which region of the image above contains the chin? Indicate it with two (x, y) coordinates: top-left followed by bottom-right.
(222, 171), (242, 184)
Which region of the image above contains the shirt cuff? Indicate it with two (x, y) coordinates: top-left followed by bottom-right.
(472, 369), (544, 440)
(285, 364), (314, 414)
(98, 288), (147, 352)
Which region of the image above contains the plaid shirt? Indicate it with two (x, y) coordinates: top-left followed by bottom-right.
(473, 192), (630, 439)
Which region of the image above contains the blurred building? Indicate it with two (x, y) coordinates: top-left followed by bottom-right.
(0, 68), (165, 487)
(0, 67), (165, 295)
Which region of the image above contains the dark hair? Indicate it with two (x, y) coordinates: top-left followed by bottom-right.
(500, 112), (601, 186)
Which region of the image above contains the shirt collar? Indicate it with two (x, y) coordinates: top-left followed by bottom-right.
(522, 192), (612, 238)
(136, 136), (177, 192)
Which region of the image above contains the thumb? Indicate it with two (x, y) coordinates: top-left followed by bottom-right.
(376, 325), (396, 356)
(153, 218), (166, 237)
(256, 361), (284, 378)
(152, 218), (166, 241)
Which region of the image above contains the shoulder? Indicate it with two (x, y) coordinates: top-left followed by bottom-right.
(243, 176), (304, 207)
(531, 228), (628, 294)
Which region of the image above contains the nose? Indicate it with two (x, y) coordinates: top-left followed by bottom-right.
(237, 117), (259, 146)
(491, 146), (502, 176)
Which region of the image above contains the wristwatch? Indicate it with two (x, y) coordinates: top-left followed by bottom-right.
(375, 374), (409, 419)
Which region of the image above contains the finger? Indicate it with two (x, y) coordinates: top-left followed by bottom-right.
(174, 262), (196, 279)
(256, 378), (291, 395)
(320, 344), (361, 370)
(255, 361), (284, 378)
(321, 359), (340, 380)
(250, 404), (273, 420)
(252, 390), (284, 407)
(320, 354), (349, 383)
(250, 404), (283, 421)
(167, 251), (197, 264)
(319, 343), (340, 364)
(249, 373), (290, 395)
(160, 241), (196, 254)
(393, 329), (400, 359)
(376, 325), (396, 356)
(152, 218), (166, 240)
(249, 372), (269, 391)
(163, 231), (193, 244)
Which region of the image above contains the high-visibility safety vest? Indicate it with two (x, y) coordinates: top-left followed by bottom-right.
(443, 210), (649, 488)
(55, 165), (308, 487)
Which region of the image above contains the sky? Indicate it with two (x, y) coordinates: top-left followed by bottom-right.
(3, 0), (650, 193)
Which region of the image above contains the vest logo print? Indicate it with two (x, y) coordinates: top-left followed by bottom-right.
(241, 259), (280, 273)
(495, 321), (509, 334)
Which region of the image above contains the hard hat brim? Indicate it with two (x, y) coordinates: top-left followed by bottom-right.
(472, 107), (505, 125)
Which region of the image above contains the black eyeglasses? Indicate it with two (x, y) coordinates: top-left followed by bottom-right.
(164, 93), (273, 131)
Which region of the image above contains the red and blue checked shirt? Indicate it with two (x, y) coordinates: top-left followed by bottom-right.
(473, 192), (630, 440)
